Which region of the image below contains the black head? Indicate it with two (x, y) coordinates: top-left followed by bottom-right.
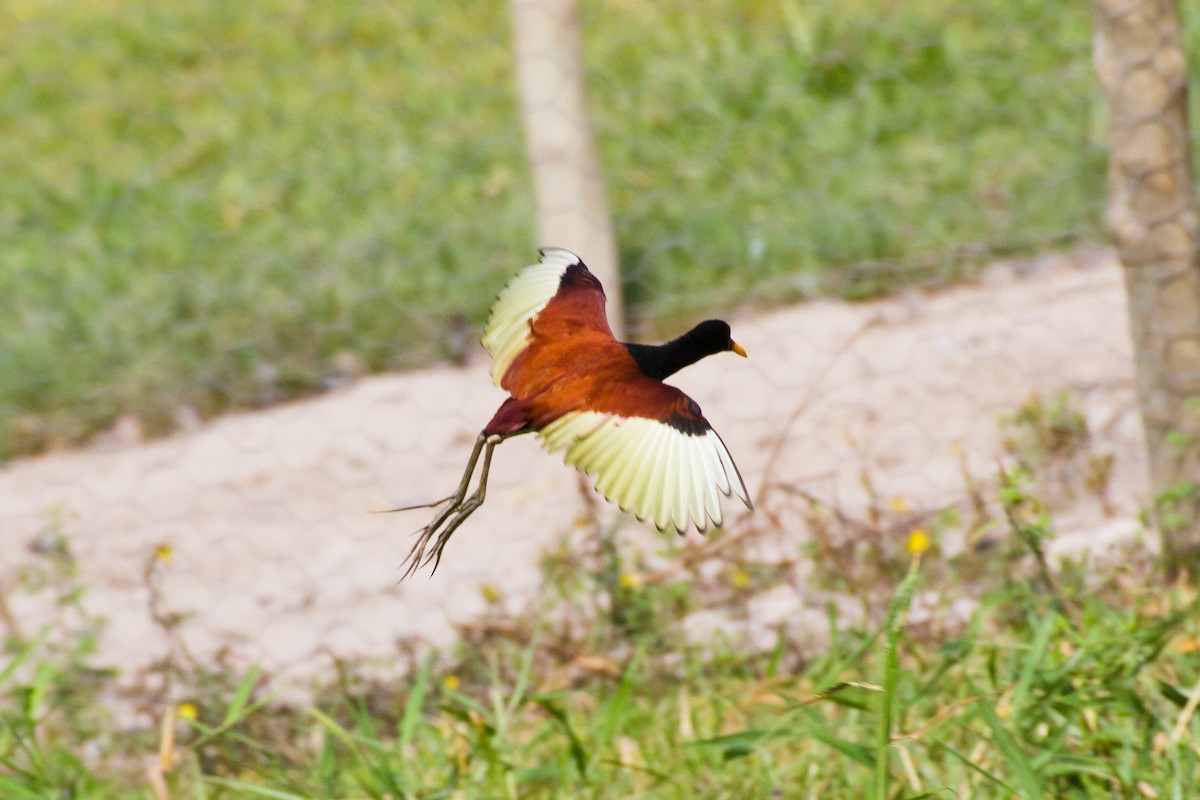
(622, 319), (747, 381)
(687, 319), (747, 359)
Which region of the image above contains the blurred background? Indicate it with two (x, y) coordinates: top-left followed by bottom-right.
(4, 0), (1200, 795)
(1, 0), (1113, 458)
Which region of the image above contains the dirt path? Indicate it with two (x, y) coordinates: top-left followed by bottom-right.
(0, 249), (1147, 686)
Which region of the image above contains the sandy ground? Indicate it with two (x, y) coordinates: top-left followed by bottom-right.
(1, 248), (1149, 689)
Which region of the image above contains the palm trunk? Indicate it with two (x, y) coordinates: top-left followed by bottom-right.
(510, 0), (623, 335)
(1093, 0), (1200, 572)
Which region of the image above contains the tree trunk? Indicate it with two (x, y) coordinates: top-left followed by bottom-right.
(510, 0), (622, 335)
(1093, 0), (1200, 572)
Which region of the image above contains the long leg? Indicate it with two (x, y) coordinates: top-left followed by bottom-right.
(398, 433), (502, 580)
(379, 433), (486, 517)
(413, 435), (500, 576)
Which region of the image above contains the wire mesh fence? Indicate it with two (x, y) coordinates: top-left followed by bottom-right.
(0, 0), (1179, 699)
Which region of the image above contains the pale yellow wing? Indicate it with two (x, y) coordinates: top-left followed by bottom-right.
(481, 248), (581, 387)
(538, 411), (752, 533)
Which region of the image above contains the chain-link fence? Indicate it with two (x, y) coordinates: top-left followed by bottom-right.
(0, 0), (1185, 698)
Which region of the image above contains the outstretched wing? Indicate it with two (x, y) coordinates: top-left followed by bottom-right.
(484, 249), (750, 532)
(537, 409), (752, 533)
(481, 248), (610, 387)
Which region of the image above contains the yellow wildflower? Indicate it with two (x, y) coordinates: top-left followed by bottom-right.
(731, 568), (750, 589)
(906, 529), (931, 554)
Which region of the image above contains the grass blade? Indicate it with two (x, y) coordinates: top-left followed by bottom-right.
(534, 697), (589, 778)
(875, 553), (922, 800)
(1009, 609), (1058, 719)
(598, 647), (642, 747)
(0, 774), (44, 800)
(203, 777), (308, 799)
(924, 736), (1019, 793)
(309, 707), (394, 753)
(399, 654), (432, 749)
(978, 701), (1045, 798)
(504, 623), (542, 723)
(0, 628), (49, 691)
(801, 721), (875, 767)
(221, 664), (261, 728)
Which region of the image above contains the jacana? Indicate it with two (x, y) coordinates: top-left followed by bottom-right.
(398, 248), (752, 577)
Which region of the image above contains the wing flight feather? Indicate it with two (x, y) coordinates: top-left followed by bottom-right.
(481, 248), (581, 386)
(541, 411), (751, 533)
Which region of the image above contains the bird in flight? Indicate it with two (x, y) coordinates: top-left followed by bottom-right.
(397, 248), (752, 578)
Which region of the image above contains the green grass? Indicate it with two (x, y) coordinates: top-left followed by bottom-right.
(1, 0), (531, 456)
(0, 0), (1115, 459)
(4, 531), (1199, 797)
(587, 0), (1106, 312)
(4, 413), (1200, 797)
